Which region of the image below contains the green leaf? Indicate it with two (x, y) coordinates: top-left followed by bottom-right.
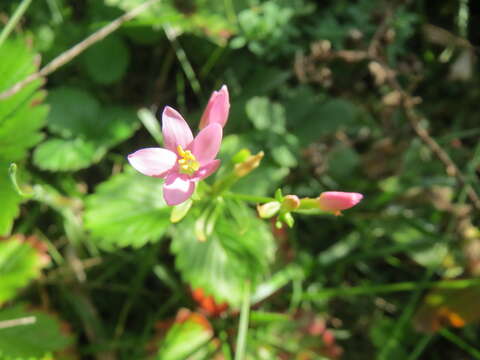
(33, 138), (101, 172)
(0, 38), (47, 235)
(83, 35), (130, 85)
(392, 226), (448, 268)
(0, 305), (71, 358)
(171, 200), (276, 306)
(39, 87), (139, 171)
(34, 106), (139, 171)
(0, 38), (47, 162)
(106, 0), (234, 44)
(93, 106), (140, 147)
(84, 169), (171, 249)
(0, 236), (44, 305)
(270, 143), (297, 168)
(0, 91), (47, 163)
(46, 87), (100, 138)
(327, 145), (360, 180)
(156, 311), (214, 360)
(290, 98), (358, 144)
(246, 96), (286, 133)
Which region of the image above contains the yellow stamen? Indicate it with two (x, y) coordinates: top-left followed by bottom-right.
(177, 145), (200, 175)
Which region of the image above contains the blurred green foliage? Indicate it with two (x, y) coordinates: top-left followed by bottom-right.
(1, 0), (480, 359)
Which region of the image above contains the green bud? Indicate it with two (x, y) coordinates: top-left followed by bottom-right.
(281, 195), (300, 212)
(257, 201), (281, 219)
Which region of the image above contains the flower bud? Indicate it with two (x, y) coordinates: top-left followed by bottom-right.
(199, 85), (230, 129)
(281, 195), (300, 212)
(234, 151), (264, 177)
(257, 201), (281, 219)
(317, 191), (363, 215)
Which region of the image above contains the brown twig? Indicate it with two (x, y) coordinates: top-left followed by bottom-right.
(298, 4), (480, 211)
(403, 105), (480, 211)
(0, 0), (161, 100)
(367, 20), (480, 211)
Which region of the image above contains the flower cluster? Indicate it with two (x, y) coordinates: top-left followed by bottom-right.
(128, 85), (364, 216)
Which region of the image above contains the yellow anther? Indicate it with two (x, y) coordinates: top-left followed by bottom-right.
(177, 145), (186, 157)
(176, 145), (200, 175)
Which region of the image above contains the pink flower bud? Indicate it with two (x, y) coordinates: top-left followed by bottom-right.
(199, 85), (230, 129)
(317, 191), (363, 215)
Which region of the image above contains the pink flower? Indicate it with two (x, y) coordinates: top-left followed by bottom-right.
(128, 106), (223, 206)
(199, 85), (230, 129)
(317, 191), (363, 216)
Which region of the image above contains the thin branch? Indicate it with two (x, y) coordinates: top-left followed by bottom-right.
(0, 316), (36, 329)
(307, 7), (480, 211)
(367, 19), (480, 211)
(0, 0), (161, 100)
(403, 105), (480, 210)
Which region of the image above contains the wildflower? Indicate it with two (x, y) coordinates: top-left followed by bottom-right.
(128, 106), (223, 206)
(299, 191), (363, 215)
(316, 191), (363, 215)
(199, 85), (230, 129)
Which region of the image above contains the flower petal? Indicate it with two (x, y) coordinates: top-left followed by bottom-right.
(162, 106), (194, 151)
(127, 147), (177, 177)
(191, 159), (220, 181)
(163, 174), (195, 206)
(199, 85), (230, 129)
(190, 123), (223, 164)
(317, 191), (363, 213)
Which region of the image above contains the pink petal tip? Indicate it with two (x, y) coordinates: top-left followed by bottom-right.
(199, 85), (230, 129)
(317, 191), (364, 213)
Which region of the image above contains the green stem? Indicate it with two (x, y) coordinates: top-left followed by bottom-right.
(46, 0), (63, 24)
(223, 192), (275, 204)
(406, 335), (434, 360)
(8, 163), (34, 198)
(378, 269), (433, 360)
(164, 24), (201, 99)
(0, 0), (33, 49)
(234, 280), (251, 360)
(303, 277), (480, 299)
(441, 328), (480, 359)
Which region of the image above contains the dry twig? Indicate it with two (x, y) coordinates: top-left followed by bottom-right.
(296, 4), (480, 211)
(365, 8), (480, 211)
(0, 316), (36, 329)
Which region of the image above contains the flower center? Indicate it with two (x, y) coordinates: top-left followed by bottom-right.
(177, 145), (200, 175)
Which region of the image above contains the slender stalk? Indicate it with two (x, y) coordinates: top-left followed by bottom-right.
(441, 329), (480, 359)
(234, 281), (251, 360)
(223, 192), (275, 204)
(406, 335), (434, 360)
(303, 277), (480, 299)
(378, 270), (433, 360)
(0, 0), (33, 49)
(164, 24), (202, 98)
(46, 0), (63, 24)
